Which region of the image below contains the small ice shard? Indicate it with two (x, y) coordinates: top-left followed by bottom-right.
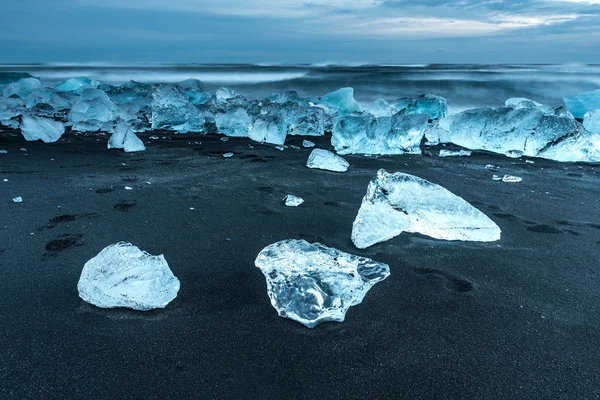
(485, 164), (499, 170)
(306, 149), (349, 172)
(254, 239), (390, 328)
(0, 150), (7, 154)
(124, 186), (133, 190)
(492, 175), (502, 181)
(302, 140), (315, 148)
(220, 136), (230, 142)
(583, 109), (600, 134)
(19, 148), (27, 152)
(526, 160), (535, 164)
(275, 146), (285, 151)
(12, 196), (23, 203)
(352, 169), (501, 248)
(502, 175), (522, 183)
(317, 87), (361, 115)
(283, 195), (304, 206)
(223, 152), (234, 158)
(505, 150), (523, 159)
(332, 113), (429, 155)
(77, 242), (180, 311)
(439, 149), (472, 157)
(108, 122), (146, 152)
(563, 89), (600, 119)
(20, 115), (65, 143)
(392, 94), (448, 120)
(151, 84), (205, 133)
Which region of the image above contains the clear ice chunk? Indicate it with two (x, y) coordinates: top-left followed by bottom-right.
(13, 196), (23, 203)
(283, 195), (304, 206)
(216, 87), (239, 103)
(302, 140), (315, 148)
(3, 78), (43, 99)
(249, 116), (286, 145)
(505, 97), (553, 115)
(439, 149), (472, 157)
(151, 84), (205, 133)
(215, 108), (251, 137)
(352, 169), (501, 248)
(392, 94), (448, 120)
(583, 110), (600, 134)
(317, 87), (362, 115)
(332, 113), (429, 155)
(563, 89), (600, 119)
(306, 149), (349, 172)
(56, 77), (98, 92)
(108, 122), (146, 152)
(502, 175), (522, 183)
(20, 115), (65, 143)
(364, 99), (394, 117)
(69, 89), (122, 132)
(254, 239), (390, 328)
(77, 242), (180, 311)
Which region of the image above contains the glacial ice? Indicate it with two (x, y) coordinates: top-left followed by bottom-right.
(332, 113), (429, 155)
(248, 116), (286, 145)
(446, 106), (600, 162)
(505, 97), (553, 115)
(563, 89), (600, 119)
(108, 122), (146, 152)
(151, 84), (205, 133)
(20, 115), (65, 143)
(502, 175), (522, 183)
(3, 78), (43, 99)
(352, 169), (501, 248)
(584, 110), (600, 134)
(364, 99), (394, 117)
(215, 108), (251, 137)
(56, 77), (98, 92)
(216, 87), (239, 103)
(69, 89), (122, 132)
(439, 149), (472, 157)
(306, 149), (349, 172)
(317, 88), (361, 115)
(392, 94), (448, 120)
(77, 242), (180, 311)
(283, 195), (304, 206)
(254, 239), (390, 328)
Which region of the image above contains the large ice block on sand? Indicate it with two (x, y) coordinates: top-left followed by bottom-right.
(332, 113), (429, 155)
(447, 106), (599, 162)
(306, 149), (349, 172)
(215, 108), (251, 137)
(563, 89), (600, 119)
(151, 84), (205, 133)
(317, 88), (361, 115)
(69, 89), (122, 132)
(248, 116), (287, 145)
(255, 239), (390, 328)
(352, 169), (501, 248)
(108, 122), (146, 152)
(392, 94), (448, 120)
(20, 115), (65, 143)
(78, 242), (180, 311)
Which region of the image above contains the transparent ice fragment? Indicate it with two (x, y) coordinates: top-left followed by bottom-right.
(223, 152), (234, 158)
(108, 122), (146, 152)
(583, 110), (600, 134)
(215, 108), (251, 137)
(13, 196), (23, 203)
(151, 84), (205, 133)
(302, 140), (315, 148)
(317, 87), (362, 115)
(20, 115), (65, 143)
(352, 169), (501, 248)
(249, 116), (286, 145)
(255, 239), (390, 328)
(392, 94), (448, 120)
(56, 77), (99, 92)
(306, 149), (349, 172)
(438, 149), (472, 157)
(283, 195), (304, 206)
(77, 242), (180, 311)
(563, 89), (600, 119)
(505, 150), (524, 158)
(502, 175), (522, 183)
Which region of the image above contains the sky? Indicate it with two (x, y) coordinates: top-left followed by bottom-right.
(1, 0), (599, 64)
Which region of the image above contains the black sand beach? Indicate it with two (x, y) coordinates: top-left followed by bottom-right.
(1, 130), (599, 399)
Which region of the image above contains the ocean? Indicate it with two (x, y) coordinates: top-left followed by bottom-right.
(1, 63), (599, 114)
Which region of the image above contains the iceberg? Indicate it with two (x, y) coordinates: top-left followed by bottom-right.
(447, 106), (600, 162)
(563, 89), (600, 119)
(77, 242), (180, 311)
(352, 169), (501, 249)
(392, 94), (448, 120)
(283, 195), (304, 206)
(332, 113), (429, 155)
(306, 149), (349, 172)
(583, 110), (600, 134)
(255, 239), (390, 328)
(317, 87), (361, 115)
(20, 115), (65, 143)
(151, 84), (205, 133)
(108, 122), (146, 152)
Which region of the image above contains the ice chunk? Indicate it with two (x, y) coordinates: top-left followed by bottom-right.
(352, 169), (501, 248)
(269, 90), (311, 107)
(13, 196), (23, 203)
(108, 122), (146, 152)
(255, 239), (390, 328)
(502, 175), (522, 183)
(151, 84), (205, 133)
(3, 78), (43, 99)
(69, 89), (122, 132)
(439, 149), (472, 157)
(302, 140), (315, 148)
(216, 87), (239, 103)
(177, 78), (205, 91)
(287, 106), (332, 136)
(56, 77), (98, 92)
(77, 242), (180, 311)
(306, 149), (349, 172)
(317, 88), (361, 115)
(20, 115), (65, 143)
(583, 109), (600, 134)
(447, 106), (599, 162)
(0, 97), (25, 123)
(215, 108), (251, 137)
(283, 195), (304, 206)
(249, 116), (286, 145)
(505, 150), (523, 159)
(223, 152), (234, 158)
(332, 113), (429, 155)
(0, 150), (7, 154)
(392, 94), (448, 120)
(364, 99), (394, 117)
(563, 89), (600, 119)
(505, 97), (553, 115)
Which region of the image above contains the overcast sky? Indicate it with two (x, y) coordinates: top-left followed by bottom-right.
(1, 0), (599, 64)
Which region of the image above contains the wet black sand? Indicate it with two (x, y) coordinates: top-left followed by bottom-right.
(1, 130), (599, 399)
